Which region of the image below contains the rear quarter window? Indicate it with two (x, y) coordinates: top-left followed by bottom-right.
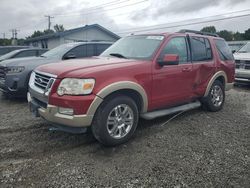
(215, 39), (234, 61)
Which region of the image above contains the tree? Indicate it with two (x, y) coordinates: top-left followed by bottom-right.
(54, 24), (65, 32)
(233, 32), (244, 41)
(217, 30), (233, 41)
(27, 29), (54, 39)
(201, 26), (217, 33)
(244, 28), (250, 40)
(0, 38), (11, 46)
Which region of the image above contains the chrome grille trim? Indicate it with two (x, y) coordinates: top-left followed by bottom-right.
(29, 71), (57, 95)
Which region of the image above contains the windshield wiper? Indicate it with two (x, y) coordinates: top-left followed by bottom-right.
(109, 53), (127, 59)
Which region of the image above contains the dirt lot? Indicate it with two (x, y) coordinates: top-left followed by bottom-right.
(0, 86), (249, 187)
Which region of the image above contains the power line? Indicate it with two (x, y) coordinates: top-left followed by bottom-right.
(115, 9), (250, 33)
(116, 12), (250, 34)
(53, 0), (129, 16)
(54, 0), (149, 17)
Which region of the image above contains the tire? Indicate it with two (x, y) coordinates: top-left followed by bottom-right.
(91, 95), (139, 146)
(202, 80), (225, 112)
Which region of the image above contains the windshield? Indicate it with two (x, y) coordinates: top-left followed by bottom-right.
(0, 50), (19, 60)
(101, 35), (164, 60)
(238, 42), (250, 53)
(41, 43), (77, 58)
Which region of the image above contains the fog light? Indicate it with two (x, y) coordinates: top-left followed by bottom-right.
(58, 107), (74, 115)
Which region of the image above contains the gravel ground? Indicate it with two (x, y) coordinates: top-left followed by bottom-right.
(0, 86), (249, 188)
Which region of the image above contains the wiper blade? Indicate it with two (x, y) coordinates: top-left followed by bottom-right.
(109, 53), (127, 59)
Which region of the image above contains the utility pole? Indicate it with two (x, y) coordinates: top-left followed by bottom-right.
(45, 15), (54, 30)
(9, 29), (19, 45)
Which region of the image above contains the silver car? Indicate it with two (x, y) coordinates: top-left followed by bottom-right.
(234, 42), (250, 84)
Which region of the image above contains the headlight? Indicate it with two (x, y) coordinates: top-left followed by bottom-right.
(7, 66), (25, 74)
(57, 78), (95, 96)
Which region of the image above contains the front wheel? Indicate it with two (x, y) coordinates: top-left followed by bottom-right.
(202, 80), (225, 112)
(91, 95), (139, 146)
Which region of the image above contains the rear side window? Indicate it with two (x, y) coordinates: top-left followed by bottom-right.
(215, 39), (234, 61)
(14, 50), (37, 58)
(190, 37), (212, 61)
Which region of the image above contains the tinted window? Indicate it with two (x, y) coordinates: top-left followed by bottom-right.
(96, 44), (111, 55)
(14, 50), (37, 58)
(160, 37), (188, 63)
(191, 37), (212, 61)
(215, 40), (234, 60)
(65, 44), (95, 58)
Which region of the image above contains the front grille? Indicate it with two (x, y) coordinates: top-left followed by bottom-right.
(0, 66), (7, 80)
(235, 60), (250, 70)
(34, 72), (55, 91)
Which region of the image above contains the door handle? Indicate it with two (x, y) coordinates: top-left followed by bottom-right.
(182, 67), (192, 72)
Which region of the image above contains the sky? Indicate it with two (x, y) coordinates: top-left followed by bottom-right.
(0, 0), (250, 39)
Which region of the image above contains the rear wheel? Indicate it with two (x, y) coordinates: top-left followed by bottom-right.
(202, 80), (225, 112)
(91, 95), (139, 146)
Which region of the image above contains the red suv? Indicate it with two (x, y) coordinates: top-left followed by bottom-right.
(28, 30), (235, 146)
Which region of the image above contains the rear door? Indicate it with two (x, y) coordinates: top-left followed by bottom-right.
(152, 36), (194, 110)
(189, 36), (215, 95)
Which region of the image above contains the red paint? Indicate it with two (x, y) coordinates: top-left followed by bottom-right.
(36, 33), (235, 114)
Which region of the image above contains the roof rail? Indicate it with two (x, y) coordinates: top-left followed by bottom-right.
(178, 29), (219, 37)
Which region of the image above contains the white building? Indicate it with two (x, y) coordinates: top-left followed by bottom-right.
(25, 24), (120, 49)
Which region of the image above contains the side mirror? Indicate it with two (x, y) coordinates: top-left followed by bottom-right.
(232, 50), (236, 54)
(64, 53), (76, 60)
(158, 54), (179, 66)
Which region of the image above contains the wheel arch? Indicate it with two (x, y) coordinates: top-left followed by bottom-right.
(204, 71), (227, 97)
(86, 81), (148, 117)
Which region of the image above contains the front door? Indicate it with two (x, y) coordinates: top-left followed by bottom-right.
(151, 36), (194, 110)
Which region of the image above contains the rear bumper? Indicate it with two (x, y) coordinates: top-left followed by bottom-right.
(235, 69), (250, 82)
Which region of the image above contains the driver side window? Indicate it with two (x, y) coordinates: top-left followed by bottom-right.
(159, 37), (189, 64)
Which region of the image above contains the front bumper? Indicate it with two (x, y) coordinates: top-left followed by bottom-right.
(0, 72), (28, 96)
(38, 104), (94, 127)
(28, 90), (103, 128)
(235, 69), (250, 83)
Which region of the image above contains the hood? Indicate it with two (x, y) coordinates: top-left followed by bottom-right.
(36, 56), (144, 78)
(233, 52), (250, 61)
(0, 56), (57, 67)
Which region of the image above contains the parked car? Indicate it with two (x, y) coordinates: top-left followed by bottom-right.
(0, 42), (113, 97)
(0, 46), (30, 56)
(28, 30), (235, 146)
(234, 42), (250, 84)
(0, 48), (48, 62)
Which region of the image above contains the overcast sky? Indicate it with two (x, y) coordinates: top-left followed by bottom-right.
(0, 0), (250, 39)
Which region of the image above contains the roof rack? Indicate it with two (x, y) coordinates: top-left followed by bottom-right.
(178, 29), (219, 37)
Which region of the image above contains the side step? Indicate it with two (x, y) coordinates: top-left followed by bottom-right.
(140, 101), (201, 120)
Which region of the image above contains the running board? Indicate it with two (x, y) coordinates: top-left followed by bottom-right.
(140, 101), (201, 120)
